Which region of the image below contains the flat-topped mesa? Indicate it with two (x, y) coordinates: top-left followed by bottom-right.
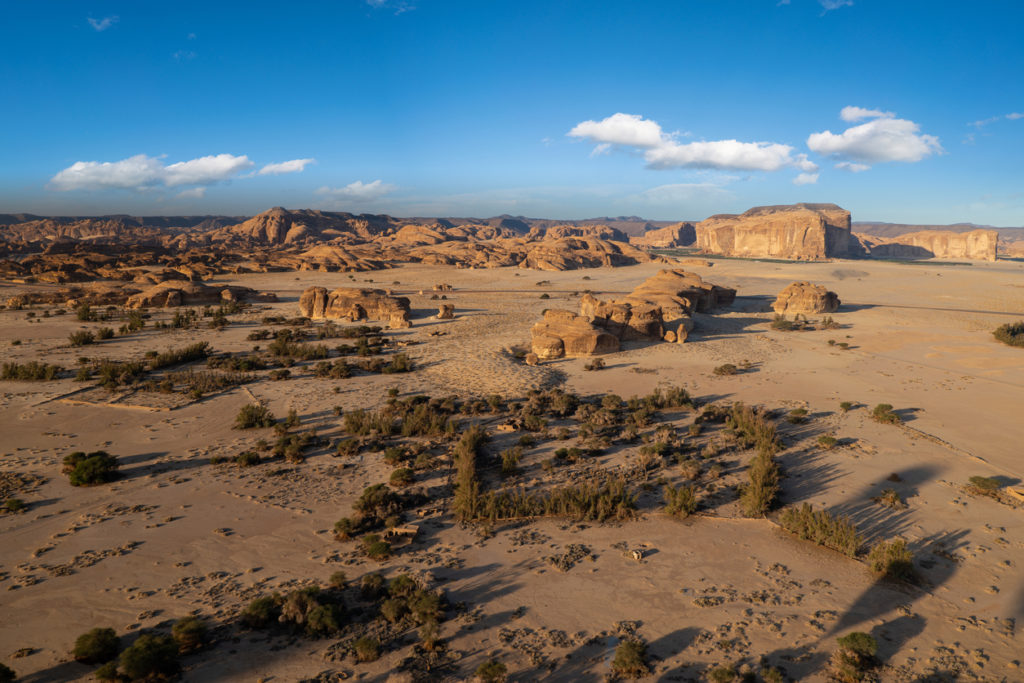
(530, 309), (620, 360)
(860, 229), (998, 261)
(579, 269), (736, 344)
(629, 222), (697, 249)
(772, 282), (840, 315)
(299, 286), (411, 329)
(696, 203), (852, 260)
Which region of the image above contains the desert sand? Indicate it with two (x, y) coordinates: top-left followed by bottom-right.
(2, 257), (1023, 682)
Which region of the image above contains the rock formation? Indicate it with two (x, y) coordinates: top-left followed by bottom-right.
(696, 203), (852, 260)
(530, 309), (620, 360)
(857, 229), (997, 261)
(125, 281), (273, 309)
(578, 269), (736, 345)
(630, 222), (697, 249)
(299, 286), (412, 329)
(771, 282), (840, 315)
(436, 304), (455, 319)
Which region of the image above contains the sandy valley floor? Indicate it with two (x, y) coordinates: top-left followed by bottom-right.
(1, 257), (1023, 681)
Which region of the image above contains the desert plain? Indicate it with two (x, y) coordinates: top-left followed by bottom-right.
(1, 251), (1022, 682)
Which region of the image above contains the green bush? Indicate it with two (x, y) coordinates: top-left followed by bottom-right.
(171, 616), (208, 651)
(475, 659), (508, 683)
(663, 484), (697, 519)
(967, 475), (1001, 494)
(118, 634), (180, 680)
(870, 403), (900, 424)
(362, 534), (392, 561)
(867, 539), (916, 582)
(73, 627), (119, 664)
(97, 327), (115, 340)
(818, 435), (838, 450)
(234, 403), (276, 429)
(389, 467), (414, 487)
(993, 321), (1024, 347)
(832, 631), (878, 681)
(740, 448), (779, 518)
(242, 594), (282, 628)
(713, 363), (738, 376)
(354, 636), (380, 662)
(63, 451), (119, 486)
(709, 665), (737, 682)
(778, 503), (862, 557)
(236, 451), (260, 467)
(770, 315), (797, 331)
(1, 361), (62, 381)
(4, 498), (26, 513)
(611, 639), (649, 678)
(69, 330), (96, 346)
(837, 632), (877, 658)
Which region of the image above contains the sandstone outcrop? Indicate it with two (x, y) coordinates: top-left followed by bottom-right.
(630, 222), (696, 249)
(578, 269), (736, 345)
(125, 281), (273, 308)
(530, 309), (620, 360)
(858, 229), (997, 261)
(771, 282), (840, 315)
(436, 304), (455, 319)
(696, 203), (852, 260)
(299, 286), (412, 329)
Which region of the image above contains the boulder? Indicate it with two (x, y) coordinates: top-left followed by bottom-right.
(696, 203), (852, 260)
(530, 309), (620, 360)
(436, 304), (455, 319)
(299, 286), (412, 329)
(771, 282), (840, 315)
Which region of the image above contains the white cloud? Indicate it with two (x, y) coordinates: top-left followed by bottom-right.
(316, 180), (396, 202)
(173, 50), (197, 61)
(793, 172), (819, 185)
(835, 161), (870, 172)
(840, 106), (893, 122)
(88, 16), (118, 31)
(568, 112), (815, 177)
(49, 153), (254, 191)
(971, 111), (1023, 127)
(1008, 112), (1024, 120)
(175, 187), (206, 199)
(819, 0), (853, 10)
(807, 109), (941, 166)
(635, 183), (732, 204)
(257, 158), (315, 175)
(568, 113), (669, 149)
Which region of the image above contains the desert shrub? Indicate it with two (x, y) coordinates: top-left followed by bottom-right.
(344, 408), (395, 436)
(867, 539), (917, 582)
(4, 498), (26, 513)
(69, 330), (96, 346)
(382, 353), (413, 374)
(583, 358), (605, 371)
(821, 316), (841, 330)
(453, 425), (488, 521)
(269, 368), (291, 381)
(786, 407), (808, 424)
(236, 451), (260, 467)
(476, 475), (635, 523)
(97, 327), (115, 340)
(335, 439), (361, 457)
(778, 503), (862, 557)
(1, 361), (62, 381)
(76, 303), (95, 321)
(234, 403), (275, 429)
(818, 435), (838, 450)
(501, 447), (522, 477)
(713, 363), (738, 376)
(993, 321), (1024, 347)
(171, 616), (207, 652)
(389, 468), (414, 487)
(475, 659), (508, 683)
(727, 403), (779, 456)
(354, 636), (380, 662)
(383, 446), (405, 466)
(839, 400), (854, 412)
(761, 666), (785, 683)
(612, 639), (649, 678)
(709, 665), (737, 683)
(285, 408), (300, 428)
(333, 517), (357, 541)
(539, 292), (550, 299)
(380, 597), (408, 623)
(242, 594), (282, 628)
(354, 483), (403, 520)
(63, 451), (119, 486)
(870, 403), (900, 424)
(837, 632), (876, 659)
(118, 634), (180, 681)
(873, 488), (905, 509)
(73, 627), (119, 664)
(664, 484), (697, 519)
(273, 430), (318, 463)
(148, 342), (210, 370)
(278, 587), (344, 636)
(328, 571), (347, 589)
(832, 632), (877, 682)
(770, 315), (797, 331)
(966, 475), (1001, 496)
(740, 449), (779, 517)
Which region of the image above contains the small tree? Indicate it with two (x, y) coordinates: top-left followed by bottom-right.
(118, 634), (180, 680)
(63, 451), (119, 486)
(867, 539), (916, 582)
(612, 639), (649, 678)
(663, 484), (697, 519)
(171, 616), (208, 652)
(354, 636), (380, 662)
(235, 403), (276, 429)
(871, 404), (900, 424)
(73, 627), (119, 664)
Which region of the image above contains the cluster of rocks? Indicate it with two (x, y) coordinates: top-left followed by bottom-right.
(299, 286), (412, 329)
(530, 269), (736, 359)
(771, 282), (840, 315)
(125, 281), (276, 309)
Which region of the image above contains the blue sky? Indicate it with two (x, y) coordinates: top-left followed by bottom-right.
(1, 0), (1022, 224)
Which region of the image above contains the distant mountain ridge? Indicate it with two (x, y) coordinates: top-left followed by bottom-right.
(854, 221), (1024, 240)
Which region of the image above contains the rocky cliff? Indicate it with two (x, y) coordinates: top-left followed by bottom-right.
(858, 229), (997, 261)
(630, 222), (697, 249)
(695, 203), (852, 260)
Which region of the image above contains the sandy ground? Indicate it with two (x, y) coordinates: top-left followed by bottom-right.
(1, 258), (1023, 681)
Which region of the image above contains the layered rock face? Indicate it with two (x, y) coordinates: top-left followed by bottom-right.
(696, 204), (852, 260)
(578, 269), (737, 346)
(858, 229), (997, 261)
(299, 287), (411, 329)
(530, 309), (620, 360)
(630, 222), (697, 249)
(771, 282), (840, 315)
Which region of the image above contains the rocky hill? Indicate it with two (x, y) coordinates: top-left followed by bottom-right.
(695, 203), (853, 260)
